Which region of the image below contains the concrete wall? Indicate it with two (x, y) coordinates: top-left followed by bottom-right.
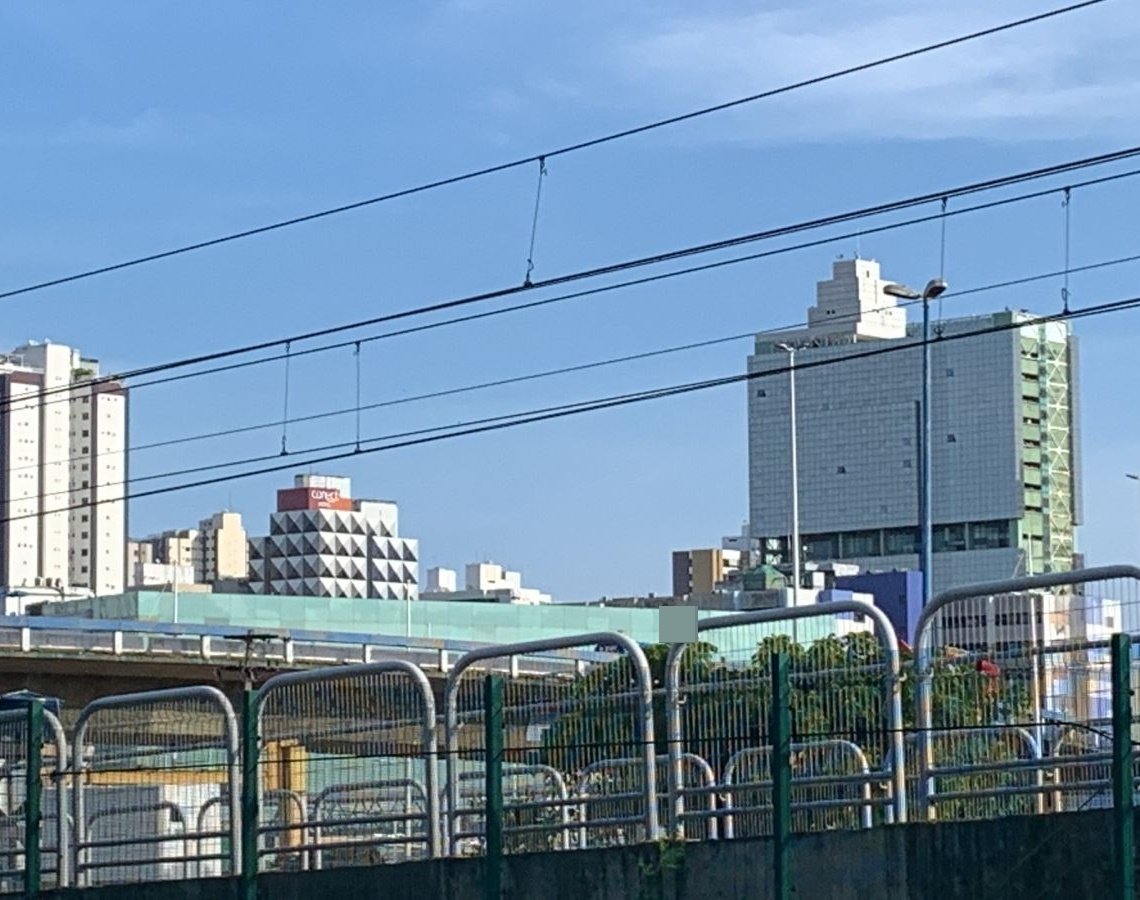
(44, 809), (1120, 899)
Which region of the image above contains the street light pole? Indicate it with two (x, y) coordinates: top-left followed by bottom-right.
(776, 344), (801, 604)
(885, 278), (947, 606)
(921, 291), (933, 606)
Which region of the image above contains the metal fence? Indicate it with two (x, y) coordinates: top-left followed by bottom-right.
(443, 633), (657, 855)
(0, 707), (67, 894)
(7, 568), (1140, 891)
(913, 565), (1140, 821)
(255, 661), (439, 871)
(70, 687), (240, 887)
(663, 601), (906, 837)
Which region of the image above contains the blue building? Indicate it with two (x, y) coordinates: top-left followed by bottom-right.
(834, 570), (923, 647)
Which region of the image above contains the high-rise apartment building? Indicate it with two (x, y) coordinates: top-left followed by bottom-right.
(0, 341), (127, 596)
(248, 475), (418, 599)
(747, 259), (1079, 595)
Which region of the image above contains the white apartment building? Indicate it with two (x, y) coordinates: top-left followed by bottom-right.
(422, 561), (551, 604)
(0, 341), (127, 598)
(748, 259), (1079, 596)
(248, 475), (418, 600)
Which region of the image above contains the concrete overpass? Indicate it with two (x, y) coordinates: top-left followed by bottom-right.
(0, 615), (607, 721)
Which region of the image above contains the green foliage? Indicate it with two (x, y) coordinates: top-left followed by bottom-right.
(537, 632), (1039, 823)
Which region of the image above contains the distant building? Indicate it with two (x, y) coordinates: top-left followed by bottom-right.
(130, 529), (196, 571)
(930, 588), (1120, 727)
(0, 340), (127, 597)
(421, 561), (550, 604)
(128, 511), (248, 589)
(747, 258), (1080, 595)
(0, 583), (94, 616)
(197, 511), (248, 583)
(834, 570), (924, 646)
(671, 548), (747, 596)
(425, 567), (457, 593)
(248, 475), (418, 600)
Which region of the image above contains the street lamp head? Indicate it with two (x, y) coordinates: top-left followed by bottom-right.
(923, 279), (948, 301)
(883, 283), (920, 300)
(1127, 473), (1140, 481)
(775, 342), (795, 353)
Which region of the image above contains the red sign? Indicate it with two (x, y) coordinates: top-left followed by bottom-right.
(276, 487), (353, 512)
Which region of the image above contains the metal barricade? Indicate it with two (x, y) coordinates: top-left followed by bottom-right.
(884, 728), (1043, 823)
(444, 633), (657, 855)
(0, 708), (69, 892)
(577, 753), (718, 846)
(449, 764), (573, 854)
(914, 565), (1140, 820)
(720, 740), (876, 838)
(664, 601), (906, 833)
(255, 661), (439, 871)
(71, 687), (240, 887)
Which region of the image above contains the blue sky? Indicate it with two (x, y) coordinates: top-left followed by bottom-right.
(1, 0), (1139, 600)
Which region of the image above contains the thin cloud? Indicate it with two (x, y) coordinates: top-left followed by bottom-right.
(47, 108), (255, 150)
(610, 1), (1140, 142)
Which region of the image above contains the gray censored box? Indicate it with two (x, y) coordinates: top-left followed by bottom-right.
(659, 605), (698, 644)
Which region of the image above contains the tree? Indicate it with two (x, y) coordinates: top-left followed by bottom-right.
(536, 631), (1038, 828)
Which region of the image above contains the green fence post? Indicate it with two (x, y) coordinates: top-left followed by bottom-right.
(1111, 633), (1133, 900)
(770, 652), (791, 900)
(241, 689), (259, 900)
(484, 675), (505, 900)
(24, 699), (43, 899)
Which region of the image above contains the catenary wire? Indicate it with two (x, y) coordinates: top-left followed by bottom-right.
(6, 149), (1140, 416)
(18, 247), (1140, 478)
(80, 165), (1140, 395)
(6, 290), (1137, 524)
(0, 0), (1109, 304)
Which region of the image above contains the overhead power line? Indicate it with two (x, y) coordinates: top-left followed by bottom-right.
(21, 247), (1140, 479)
(0, 0), (1109, 305)
(6, 144), (1140, 416)
(8, 290), (1138, 524)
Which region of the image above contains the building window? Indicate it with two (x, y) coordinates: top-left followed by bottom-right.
(970, 520), (1012, 550)
(884, 527), (918, 555)
(934, 523), (967, 553)
(903, 459), (912, 469)
(945, 368), (955, 376)
(947, 434), (957, 443)
(803, 534), (839, 560)
(836, 465), (847, 474)
(842, 530), (881, 558)
(756, 389), (766, 397)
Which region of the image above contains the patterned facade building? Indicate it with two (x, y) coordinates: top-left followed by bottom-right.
(248, 475), (418, 599)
